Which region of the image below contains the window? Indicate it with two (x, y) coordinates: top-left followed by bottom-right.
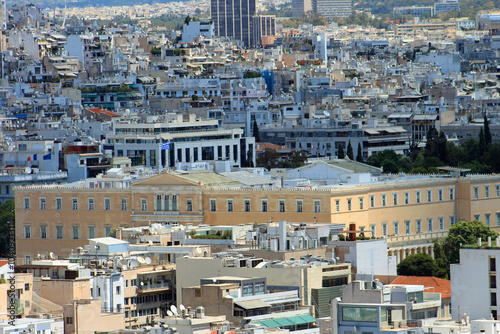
(450, 215), (456, 226)
(359, 197), (364, 210)
(121, 198), (127, 211)
(405, 220), (411, 234)
(370, 195), (375, 208)
(88, 226), (95, 239)
(491, 292), (497, 307)
(486, 186), (490, 198)
(474, 214), (480, 221)
(40, 198), (46, 210)
(24, 226), (31, 239)
(486, 213), (491, 227)
(416, 219), (422, 233)
(427, 190), (432, 202)
(210, 199), (216, 211)
(314, 200), (321, 213)
(24, 198), (30, 210)
(491, 257), (497, 272)
(474, 187), (479, 199)
(297, 200), (303, 213)
(439, 217), (444, 231)
(105, 227), (111, 237)
(172, 195), (177, 211)
(56, 226), (63, 239)
(492, 275), (497, 289)
(186, 199), (193, 212)
(394, 221), (399, 235)
(449, 187), (455, 200)
(103, 198), (110, 210)
(141, 198), (147, 211)
(261, 199), (268, 212)
(88, 198), (95, 210)
(404, 192), (409, 205)
(40, 226), (47, 239)
(438, 189), (443, 201)
(227, 199), (234, 212)
(25, 283), (30, 291)
(279, 200), (285, 212)
(371, 224), (376, 238)
(497, 185), (500, 197)
(428, 218), (433, 232)
(335, 199), (340, 212)
(497, 213), (500, 226)
(73, 226), (79, 240)
(162, 196), (170, 213)
(393, 193), (398, 206)
(416, 191), (421, 204)
(66, 317), (73, 325)
(244, 199), (250, 212)
(56, 198), (62, 210)
(347, 198), (352, 211)
(381, 194), (386, 207)
(116, 286), (121, 295)
(382, 223), (387, 237)
(72, 198), (78, 210)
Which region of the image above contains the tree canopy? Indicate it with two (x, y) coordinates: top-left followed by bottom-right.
(442, 220), (499, 264)
(256, 149), (308, 170)
(0, 200), (15, 257)
(397, 253), (444, 277)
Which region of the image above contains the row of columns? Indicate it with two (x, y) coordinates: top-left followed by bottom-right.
(388, 244), (435, 265)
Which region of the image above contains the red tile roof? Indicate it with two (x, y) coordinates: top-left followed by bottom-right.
(255, 142), (292, 153)
(0, 260), (9, 268)
(87, 108), (120, 118)
(390, 276), (451, 299)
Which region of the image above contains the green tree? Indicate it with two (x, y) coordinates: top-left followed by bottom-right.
(484, 113), (492, 147)
(256, 148), (279, 170)
(356, 143), (364, 163)
(442, 220), (499, 265)
(253, 119), (260, 142)
(288, 150), (308, 168)
(397, 253), (440, 277)
(479, 128), (486, 157)
(338, 144), (345, 159)
(347, 141), (354, 160)
(0, 200), (14, 257)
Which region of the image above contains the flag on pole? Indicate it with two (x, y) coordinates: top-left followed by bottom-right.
(27, 154), (38, 161)
(161, 142), (170, 150)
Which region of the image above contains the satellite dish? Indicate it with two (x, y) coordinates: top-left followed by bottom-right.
(128, 259), (139, 269)
(179, 304), (186, 312)
(37, 253), (41, 259)
(171, 305), (178, 315)
(145, 257), (152, 265)
(49, 252), (56, 260)
(25, 167), (32, 174)
(196, 247), (202, 255)
(137, 256), (146, 264)
(167, 310), (174, 317)
(148, 240), (153, 246)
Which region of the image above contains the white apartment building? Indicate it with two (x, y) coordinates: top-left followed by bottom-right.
(106, 116), (255, 169)
(451, 244), (500, 320)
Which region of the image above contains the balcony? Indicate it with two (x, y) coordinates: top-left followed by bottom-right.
(137, 281), (171, 293)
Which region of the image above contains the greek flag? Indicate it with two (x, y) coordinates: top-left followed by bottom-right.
(161, 142), (170, 150)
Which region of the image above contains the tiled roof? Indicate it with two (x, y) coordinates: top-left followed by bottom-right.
(87, 107), (120, 117)
(390, 276), (451, 299)
(256, 142), (292, 153)
(0, 260), (9, 267)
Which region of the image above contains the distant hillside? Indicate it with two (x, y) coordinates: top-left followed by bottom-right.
(21, 0), (186, 9)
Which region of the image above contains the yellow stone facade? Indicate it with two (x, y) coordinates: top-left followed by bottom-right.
(14, 173), (500, 262)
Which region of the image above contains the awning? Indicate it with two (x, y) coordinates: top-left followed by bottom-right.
(234, 300), (270, 309)
(364, 129), (379, 135)
(287, 315), (316, 325)
(250, 315), (316, 328)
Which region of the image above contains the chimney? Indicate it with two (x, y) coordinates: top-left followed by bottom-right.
(349, 223), (356, 241)
(478, 238), (482, 247)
